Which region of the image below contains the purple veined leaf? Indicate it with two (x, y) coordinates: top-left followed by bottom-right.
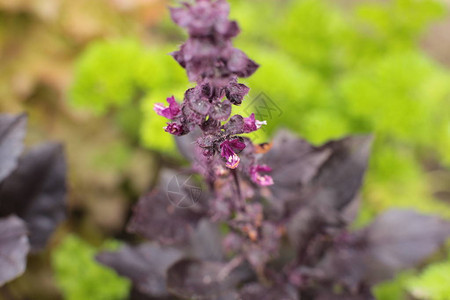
(283, 134), (372, 252)
(97, 242), (184, 298)
(0, 215), (30, 286)
(285, 206), (320, 254)
(127, 189), (204, 245)
(263, 131), (372, 215)
(0, 113), (27, 183)
(311, 134), (373, 211)
(362, 209), (450, 284)
(0, 143), (67, 252)
(166, 259), (246, 300)
(316, 243), (367, 291)
(261, 130), (332, 216)
(319, 209), (450, 288)
(190, 219), (224, 262)
(238, 283), (299, 300)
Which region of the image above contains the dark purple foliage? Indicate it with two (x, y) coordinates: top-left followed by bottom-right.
(319, 209), (450, 288)
(239, 283), (299, 300)
(96, 1), (450, 299)
(166, 259), (240, 299)
(127, 190), (204, 244)
(0, 143), (67, 251)
(97, 242), (183, 298)
(0, 216), (29, 286)
(0, 113), (67, 286)
(0, 113), (27, 182)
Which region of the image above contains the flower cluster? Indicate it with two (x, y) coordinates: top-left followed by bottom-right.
(154, 0), (270, 187)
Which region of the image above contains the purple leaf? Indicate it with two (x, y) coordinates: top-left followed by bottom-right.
(363, 209), (450, 284)
(262, 130), (332, 209)
(227, 49), (259, 78)
(320, 209), (450, 288)
(223, 115), (245, 136)
(166, 259), (242, 300)
(0, 113), (27, 182)
(225, 81), (249, 105)
(185, 87), (211, 116)
(239, 283), (299, 300)
(190, 220), (224, 261)
(175, 128), (203, 163)
(262, 131), (373, 255)
(0, 216), (29, 286)
(311, 134), (373, 211)
(263, 131), (372, 226)
(127, 190), (204, 244)
(97, 242), (183, 298)
(0, 143), (67, 251)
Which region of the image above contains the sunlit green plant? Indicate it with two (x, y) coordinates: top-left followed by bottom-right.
(53, 235), (130, 300)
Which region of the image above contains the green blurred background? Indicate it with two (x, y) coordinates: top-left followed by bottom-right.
(1, 0), (449, 299)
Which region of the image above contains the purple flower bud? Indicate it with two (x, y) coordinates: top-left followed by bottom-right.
(170, 0), (231, 37)
(220, 138), (246, 169)
(243, 113), (267, 133)
(164, 121), (186, 136)
(170, 0), (258, 82)
(225, 79), (249, 105)
(250, 165), (273, 186)
(154, 96), (181, 119)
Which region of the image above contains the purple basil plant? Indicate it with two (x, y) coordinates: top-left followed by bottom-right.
(0, 113), (67, 287)
(97, 1), (450, 299)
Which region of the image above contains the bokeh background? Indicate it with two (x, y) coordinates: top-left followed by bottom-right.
(1, 0), (449, 299)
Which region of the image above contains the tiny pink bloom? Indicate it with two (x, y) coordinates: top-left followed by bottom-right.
(220, 139), (246, 169)
(164, 122), (185, 136)
(154, 96), (181, 119)
(250, 165), (273, 186)
(243, 113), (267, 133)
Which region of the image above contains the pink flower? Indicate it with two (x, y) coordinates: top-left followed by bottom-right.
(154, 96), (181, 119)
(250, 165), (273, 186)
(164, 122), (185, 136)
(220, 139), (246, 169)
(243, 113), (266, 133)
